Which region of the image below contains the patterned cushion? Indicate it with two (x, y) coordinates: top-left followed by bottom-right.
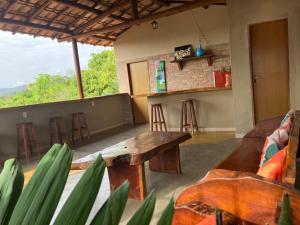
(280, 110), (294, 132)
(257, 147), (287, 181)
(259, 111), (292, 167)
(259, 136), (281, 166)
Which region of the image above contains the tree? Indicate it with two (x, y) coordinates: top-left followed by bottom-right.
(82, 50), (119, 97)
(0, 49), (119, 108)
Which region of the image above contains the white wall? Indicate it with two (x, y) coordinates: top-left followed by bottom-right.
(227, 0), (300, 135)
(113, 5), (235, 131)
(114, 5), (229, 62)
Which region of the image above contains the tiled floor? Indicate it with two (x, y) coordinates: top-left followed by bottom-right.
(21, 125), (239, 224)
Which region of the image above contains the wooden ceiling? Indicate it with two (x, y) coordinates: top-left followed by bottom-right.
(0, 0), (226, 46)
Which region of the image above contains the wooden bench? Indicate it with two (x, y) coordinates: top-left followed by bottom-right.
(72, 132), (191, 200)
(216, 110), (300, 185)
(173, 111), (300, 224)
(174, 169), (300, 225)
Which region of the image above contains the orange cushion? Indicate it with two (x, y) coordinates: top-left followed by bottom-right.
(196, 215), (216, 225)
(257, 146), (287, 181)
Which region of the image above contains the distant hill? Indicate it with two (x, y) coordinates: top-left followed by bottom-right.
(0, 85), (27, 96)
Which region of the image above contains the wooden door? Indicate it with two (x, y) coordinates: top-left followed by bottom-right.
(250, 19), (290, 123)
(128, 61), (150, 124)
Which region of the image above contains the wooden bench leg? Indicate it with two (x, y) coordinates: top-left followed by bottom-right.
(107, 163), (146, 200)
(149, 145), (182, 174)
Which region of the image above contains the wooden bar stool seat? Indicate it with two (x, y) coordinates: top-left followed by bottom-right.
(49, 116), (69, 145)
(150, 103), (167, 131)
(72, 112), (90, 144)
(180, 99), (199, 134)
(16, 122), (40, 160)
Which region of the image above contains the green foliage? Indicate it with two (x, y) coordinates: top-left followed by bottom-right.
(0, 144), (175, 225)
(157, 198), (174, 225)
(53, 155), (106, 225)
(278, 194), (293, 225)
(127, 191), (156, 225)
(90, 180), (130, 225)
(0, 159), (24, 225)
(0, 49), (119, 108)
(8, 144), (73, 225)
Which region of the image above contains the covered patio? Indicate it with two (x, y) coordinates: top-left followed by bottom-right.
(1, 0), (300, 224)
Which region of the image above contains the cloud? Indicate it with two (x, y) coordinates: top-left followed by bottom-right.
(0, 30), (111, 88)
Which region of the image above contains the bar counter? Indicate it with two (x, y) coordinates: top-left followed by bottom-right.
(147, 86), (235, 131)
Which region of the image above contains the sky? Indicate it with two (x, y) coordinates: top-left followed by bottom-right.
(0, 30), (109, 88)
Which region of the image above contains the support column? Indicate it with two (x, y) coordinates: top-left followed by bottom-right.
(72, 38), (84, 99)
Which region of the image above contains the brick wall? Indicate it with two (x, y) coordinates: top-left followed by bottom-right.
(117, 43), (231, 93)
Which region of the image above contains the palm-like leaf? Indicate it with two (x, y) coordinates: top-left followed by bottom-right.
(8, 144), (72, 225)
(0, 144), (175, 225)
(0, 159), (24, 225)
(53, 154), (106, 225)
(127, 190), (156, 225)
(90, 180), (130, 225)
(157, 198), (174, 225)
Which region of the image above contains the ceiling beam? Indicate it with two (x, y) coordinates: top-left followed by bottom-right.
(59, 0), (226, 41)
(73, 0), (131, 34)
(131, 0), (139, 19)
(1, 0), (18, 16)
(53, 0), (129, 26)
(0, 17), (72, 35)
(150, 0), (170, 6)
(54, 0), (101, 15)
(28, 0), (51, 21)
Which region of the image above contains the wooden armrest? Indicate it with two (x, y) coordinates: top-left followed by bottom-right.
(283, 111), (300, 185)
(71, 162), (92, 170)
(175, 169), (300, 225)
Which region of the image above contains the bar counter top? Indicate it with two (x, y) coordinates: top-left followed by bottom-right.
(147, 86), (232, 97)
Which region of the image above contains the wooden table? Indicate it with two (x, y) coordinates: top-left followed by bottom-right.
(72, 132), (191, 200)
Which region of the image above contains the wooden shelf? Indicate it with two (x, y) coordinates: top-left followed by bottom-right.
(170, 54), (214, 70)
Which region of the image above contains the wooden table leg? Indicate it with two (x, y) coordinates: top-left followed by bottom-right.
(149, 145), (182, 174)
(107, 163), (147, 200)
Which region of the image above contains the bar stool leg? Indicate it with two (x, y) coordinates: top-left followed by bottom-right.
(157, 106), (162, 131)
(189, 103), (194, 134)
(72, 115), (75, 144)
(154, 106), (158, 131)
(49, 119), (53, 146)
(61, 118), (69, 144)
(159, 105), (167, 132)
(22, 125), (29, 161)
(16, 125), (20, 159)
(82, 114), (90, 139)
(191, 101), (199, 133)
(150, 105), (153, 131)
(76, 115), (82, 143)
(184, 102), (188, 132)
(31, 126), (41, 155)
(54, 120), (60, 144)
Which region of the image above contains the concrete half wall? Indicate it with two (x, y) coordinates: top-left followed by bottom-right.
(0, 94), (133, 159)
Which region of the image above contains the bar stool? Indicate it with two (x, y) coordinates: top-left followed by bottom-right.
(49, 116), (69, 145)
(150, 103), (167, 131)
(180, 99), (199, 134)
(16, 122), (40, 160)
(72, 112), (90, 144)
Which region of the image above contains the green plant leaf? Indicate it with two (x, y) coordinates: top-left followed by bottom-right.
(127, 191), (156, 225)
(90, 180), (130, 225)
(157, 198), (174, 225)
(278, 194), (292, 225)
(53, 155), (106, 225)
(8, 144), (73, 225)
(0, 159), (24, 225)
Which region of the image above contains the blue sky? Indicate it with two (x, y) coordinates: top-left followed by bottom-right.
(0, 30), (109, 88)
